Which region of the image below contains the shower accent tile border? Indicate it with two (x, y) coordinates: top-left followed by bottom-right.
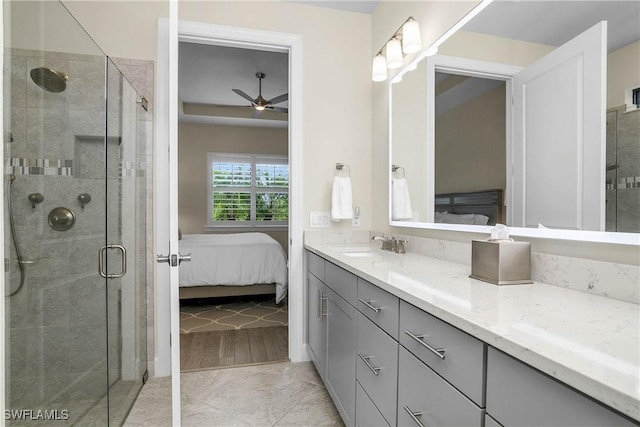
(7, 158), (73, 175)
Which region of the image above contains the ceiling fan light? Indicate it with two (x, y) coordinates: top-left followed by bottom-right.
(402, 18), (422, 54)
(372, 54), (388, 82)
(254, 105), (266, 111)
(386, 37), (403, 69)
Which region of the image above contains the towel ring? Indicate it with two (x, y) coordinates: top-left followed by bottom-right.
(392, 164), (405, 178)
(335, 163), (351, 176)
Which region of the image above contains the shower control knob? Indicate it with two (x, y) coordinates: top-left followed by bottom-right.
(48, 207), (75, 231)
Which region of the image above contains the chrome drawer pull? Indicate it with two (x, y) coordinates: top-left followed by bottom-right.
(404, 330), (446, 360)
(358, 298), (381, 313)
(357, 352), (381, 376)
(320, 295), (328, 319)
(403, 405), (426, 427)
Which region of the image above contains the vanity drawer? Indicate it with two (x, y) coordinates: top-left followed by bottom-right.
(356, 382), (390, 427)
(306, 250), (325, 282)
(398, 346), (484, 427)
(357, 278), (399, 339)
(326, 261), (357, 306)
(486, 347), (638, 427)
(399, 301), (485, 406)
(356, 313), (398, 425)
(485, 414), (503, 427)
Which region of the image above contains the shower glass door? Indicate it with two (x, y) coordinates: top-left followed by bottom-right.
(3, 1), (147, 425)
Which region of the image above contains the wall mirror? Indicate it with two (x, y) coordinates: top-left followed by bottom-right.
(389, 0), (640, 243)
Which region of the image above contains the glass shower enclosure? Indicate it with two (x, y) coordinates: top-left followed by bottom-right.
(606, 107), (640, 232)
(3, 1), (148, 425)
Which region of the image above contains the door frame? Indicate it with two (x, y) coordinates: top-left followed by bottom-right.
(154, 12), (305, 417)
(425, 54), (522, 223)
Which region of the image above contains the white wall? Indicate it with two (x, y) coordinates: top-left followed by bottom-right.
(64, 0), (373, 232)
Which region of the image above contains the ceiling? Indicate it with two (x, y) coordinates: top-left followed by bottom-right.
(464, 1), (640, 52)
(178, 42), (289, 128)
(289, 1), (379, 14)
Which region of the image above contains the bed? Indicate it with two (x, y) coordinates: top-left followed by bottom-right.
(435, 189), (505, 226)
(178, 232), (288, 303)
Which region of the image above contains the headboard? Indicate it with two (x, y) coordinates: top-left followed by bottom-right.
(435, 189), (505, 226)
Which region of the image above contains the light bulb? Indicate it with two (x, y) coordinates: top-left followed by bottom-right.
(386, 37), (403, 69)
(372, 54), (388, 82)
(402, 18), (422, 54)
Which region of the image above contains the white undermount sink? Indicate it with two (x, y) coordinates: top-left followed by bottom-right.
(336, 247), (376, 257)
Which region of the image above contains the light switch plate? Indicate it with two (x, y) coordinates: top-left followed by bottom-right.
(310, 211), (330, 228)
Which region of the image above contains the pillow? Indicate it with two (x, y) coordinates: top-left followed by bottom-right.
(472, 214), (490, 225)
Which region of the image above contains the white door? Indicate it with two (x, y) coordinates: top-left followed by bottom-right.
(511, 21), (606, 230)
(156, 2), (183, 425)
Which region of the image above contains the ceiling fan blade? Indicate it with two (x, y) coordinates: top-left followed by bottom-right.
(269, 106), (288, 113)
(267, 93), (288, 105)
(232, 89), (255, 103)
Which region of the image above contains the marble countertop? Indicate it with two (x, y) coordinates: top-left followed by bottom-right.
(304, 242), (640, 421)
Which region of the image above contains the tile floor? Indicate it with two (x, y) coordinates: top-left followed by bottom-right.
(124, 362), (344, 426)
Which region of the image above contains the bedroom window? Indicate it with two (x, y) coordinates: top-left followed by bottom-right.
(207, 153), (289, 228)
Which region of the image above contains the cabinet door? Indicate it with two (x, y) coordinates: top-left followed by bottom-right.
(307, 273), (326, 376)
(356, 381), (390, 427)
(326, 288), (357, 426)
(399, 301), (485, 406)
(398, 347), (484, 427)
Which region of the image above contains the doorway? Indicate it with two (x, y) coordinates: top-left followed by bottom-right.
(155, 17), (304, 422)
(177, 41), (291, 371)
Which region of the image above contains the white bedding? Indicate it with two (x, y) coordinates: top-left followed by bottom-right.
(179, 233), (288, 303)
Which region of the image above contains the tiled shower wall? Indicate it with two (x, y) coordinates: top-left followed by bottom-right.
(4, 48), (154, 420)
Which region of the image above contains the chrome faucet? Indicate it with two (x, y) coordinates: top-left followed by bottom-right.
(372, 235), (393, 251)
(372, 235), (408, 253)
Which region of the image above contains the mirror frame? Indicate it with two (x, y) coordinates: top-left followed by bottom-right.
(388, 0), (640, 246)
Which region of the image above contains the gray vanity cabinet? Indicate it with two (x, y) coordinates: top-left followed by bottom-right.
(397, 346), (485, 426)
(356, 382), (390, 427)
(486, 347), (638, 427)
(325, 286), (357, 426)
(306, 251), (357, 426)
(307, 271), (326, 376)
(356, 312), (398, 425)
(399, 301), (486, 406)
(357, 278), (399, 339)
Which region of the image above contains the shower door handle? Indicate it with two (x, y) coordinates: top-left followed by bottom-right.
(99, 244), (127, 279)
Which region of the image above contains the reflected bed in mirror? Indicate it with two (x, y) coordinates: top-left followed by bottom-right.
(389, 0), (640, 244)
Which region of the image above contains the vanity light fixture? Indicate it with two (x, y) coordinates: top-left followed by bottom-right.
(371, 16), (422, 82)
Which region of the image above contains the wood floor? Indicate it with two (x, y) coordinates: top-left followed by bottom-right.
(180, 326), (289, 371)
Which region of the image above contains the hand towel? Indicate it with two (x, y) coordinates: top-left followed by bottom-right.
(331, 176), (353, 221)
(392, 177), (413, 220)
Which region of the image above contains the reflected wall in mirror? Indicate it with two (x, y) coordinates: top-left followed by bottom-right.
(390, 0), (640, 233)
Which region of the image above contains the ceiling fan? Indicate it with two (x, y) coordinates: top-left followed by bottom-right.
(232, 72), (288, 116)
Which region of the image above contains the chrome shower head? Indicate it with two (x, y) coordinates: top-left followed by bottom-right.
(30, 67), (68, 93)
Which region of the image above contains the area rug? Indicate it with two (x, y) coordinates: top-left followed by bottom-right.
(180, 296), (288, 334)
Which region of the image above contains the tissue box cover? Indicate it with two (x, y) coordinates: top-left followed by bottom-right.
(470, 240), (532, 285)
